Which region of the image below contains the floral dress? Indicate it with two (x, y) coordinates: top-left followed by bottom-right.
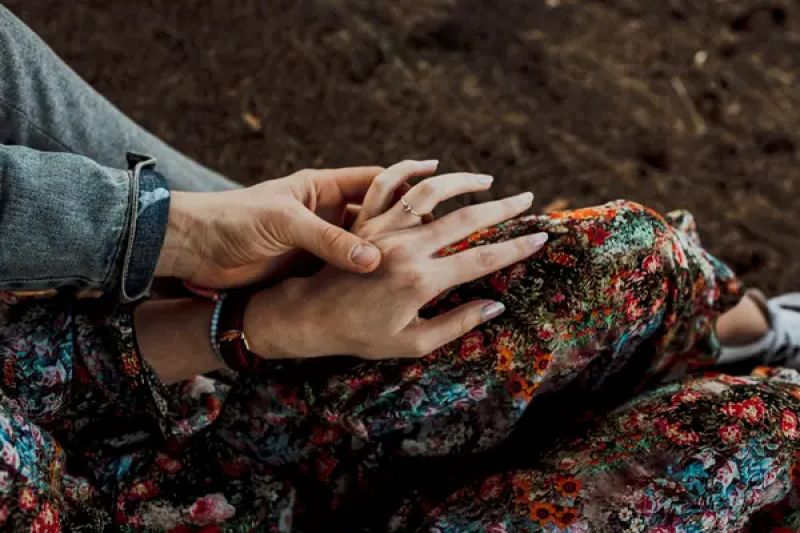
(1, 200), (799, 532)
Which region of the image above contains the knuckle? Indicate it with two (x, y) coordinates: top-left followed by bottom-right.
(373, 174), (394, 192)
(413, 179), (435, 198)
(274, 202), (298, 223)
(457, 208), (479, 228)
(319, 225), (347, 250)
(477, 250), (498, 269)
(294, 168), (317, 180)
(384, 241), (412, 263)
(398, 266), (426, 290)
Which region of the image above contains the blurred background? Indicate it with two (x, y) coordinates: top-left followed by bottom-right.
(6, 0), (800, 293)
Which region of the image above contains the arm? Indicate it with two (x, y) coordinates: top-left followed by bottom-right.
(0, 146), (169, 301)
(133, 162), (547, 384)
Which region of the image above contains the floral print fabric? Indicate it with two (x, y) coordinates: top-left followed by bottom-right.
(0, 200), (797, 532)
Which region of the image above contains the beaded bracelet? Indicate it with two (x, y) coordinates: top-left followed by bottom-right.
(209, 292), (228, 365)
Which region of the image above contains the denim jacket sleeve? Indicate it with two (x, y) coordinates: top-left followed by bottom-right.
(0, 145), (170, 302)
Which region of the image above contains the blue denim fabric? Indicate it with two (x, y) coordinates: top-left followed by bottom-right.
(0, 5), (239, 301)
(123, 155), (171, 301)
(0, 147), (169, 301)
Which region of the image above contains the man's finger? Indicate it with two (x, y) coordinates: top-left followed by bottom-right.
(315, 166), (386, 203)
(290, 208), (381, 273)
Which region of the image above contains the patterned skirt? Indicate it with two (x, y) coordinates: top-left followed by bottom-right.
(1, 201), (799, 532)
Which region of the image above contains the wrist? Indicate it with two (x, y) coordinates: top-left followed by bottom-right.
(243, 278), (319, 359)
(155, 191), (201, 279)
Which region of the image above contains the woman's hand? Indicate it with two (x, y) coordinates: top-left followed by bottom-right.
(244, 160), (548, 360)
(155, 165), (423, 288)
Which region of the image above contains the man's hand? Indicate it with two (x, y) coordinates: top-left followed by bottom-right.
(154, 164), (437, 288)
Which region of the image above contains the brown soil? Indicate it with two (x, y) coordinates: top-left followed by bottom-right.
(7, 0), (800, 294)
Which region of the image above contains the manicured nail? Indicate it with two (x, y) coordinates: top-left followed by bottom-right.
(418, 159), (439, 171)
(481, 301), (506, 321)
(515, 192), (534, 207)
(478, 175), (494, 185)
(527, 232), (549, 249)
(349, 243), (380, 267)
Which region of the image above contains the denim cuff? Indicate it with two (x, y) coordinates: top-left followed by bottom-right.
(119, 153), (170, 302)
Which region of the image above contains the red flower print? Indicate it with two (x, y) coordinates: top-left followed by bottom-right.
(547, 250), (577, 267)
(636, 494), (658, 516)
(721, 396), (766, 424)
(490, 274), (509, 293)
(625, 410), (650, 430)
(585, 225), (611, 246)
(120, 351), (140, 376)
(30, 502), (59, 533)
(781, 410), (799, 440)
(155, 453), (182, 474)
(221, 460), (244, 478)
(552, 292), (566, 304)
(316, 453), (337, 481)
(642, 254), (661, 273)
(310, 426), (340, 446)
(554, 476), (582, 497)
(529, 502), (557, 524)
(537, 326), (555, 341)
(0, 504), (7, 525)
(205, 395), (222, 414)
(401, 363), (423, 380)
(624, 295), (644, 321)
(126, 479), (160, 501)
(656, 419), (700, 446)
(719, 424), (742, 444)
(554, 507), (579, 527)
(19, 486), (37, 511)
(558, 457), (578, 472)
(670, 388), (701, 405)
(188, 493), (236, 526)
(458, 330), (486, 363)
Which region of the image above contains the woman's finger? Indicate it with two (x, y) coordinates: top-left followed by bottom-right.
(355, 160), (439, 225)
(435, 232), (549, 290)
(376, 172), (494, 230)
(422, 192), (534, 251)
(399, 299), (507, 357)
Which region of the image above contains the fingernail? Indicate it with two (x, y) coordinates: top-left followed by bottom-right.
(515, 192), (534, 207)
(418, 159), (439, 171)
(527, 232), (549, 249)
(349, 243), (380, 267)
(478, 175), (494, 185)
(481, 301), (506, 321)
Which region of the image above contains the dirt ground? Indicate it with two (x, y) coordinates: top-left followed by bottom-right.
(7, 0), (800, 294)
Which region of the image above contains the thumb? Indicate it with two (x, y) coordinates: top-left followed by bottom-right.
(289, 208), (381, 273)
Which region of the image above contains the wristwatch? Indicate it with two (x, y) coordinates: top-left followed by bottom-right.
(212, 291), (265, 372)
